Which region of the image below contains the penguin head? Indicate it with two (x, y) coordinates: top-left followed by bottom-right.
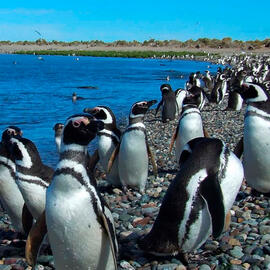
(62, 114), (104, 146)
(235, 83), (269, 103)
(53, 123), (64, 137)
(8, 136), (41, 168)
(1, 126), (22, 144)
(129, 100), (157, 119)
(83, 106), (116, 126)
(160, 84), (172, 95)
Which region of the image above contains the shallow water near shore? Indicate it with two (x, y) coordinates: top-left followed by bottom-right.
(0, 54), (221, 167)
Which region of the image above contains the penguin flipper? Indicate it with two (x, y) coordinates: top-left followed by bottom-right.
(169, 125), (179, 154)
(233, 137), (243, 159)
(155, 101), (162, 116)
(200, 173), (225, 238)
(146, 143), (158, 178)
(99, 209), (118, 269)
(107, 144), (120, 173)
(203, 127), (210, 138)
(25, 211), (47, 266)
(22, 203), (33, 236)
(88, 149), (100, 172)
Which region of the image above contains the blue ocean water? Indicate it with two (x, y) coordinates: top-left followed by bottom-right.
(0, 54), (221, 167)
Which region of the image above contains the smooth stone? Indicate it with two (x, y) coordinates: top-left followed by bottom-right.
(199, 264), (211, 270)
(0, 265), (12, 270)
(259, 225), (270, 234)
(157, 264), (178, 270)
(230, 246), (244, 259)
(261, 234), (270, 244)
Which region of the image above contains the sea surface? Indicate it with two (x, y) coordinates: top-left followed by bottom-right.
(0, 54), (222, 167)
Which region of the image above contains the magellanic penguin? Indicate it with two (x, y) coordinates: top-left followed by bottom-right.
(53, 123), (64, 153)
(0, 126), (25, 233)
(234, 82), (270, 193)
(155, 84), (178, 122)
(109, 100), (158, 192)
(187, 85), (206, 111)
(83, 106), (121, 187)
(169, 93), (207, 164)
(8, 135), (54, 220)
(45, 114), (118, 270)
(210, 73), (228, 104)
(138, 137), (243, 263)
(174, 88), (188, 116)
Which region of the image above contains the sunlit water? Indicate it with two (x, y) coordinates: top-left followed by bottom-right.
(0, 54), (222, 167)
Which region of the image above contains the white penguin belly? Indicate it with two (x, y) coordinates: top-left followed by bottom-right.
(220, 152), (243, 213)
(16, 179), (46, 220)
(0, 167), (24, 232)
(175, 115), (204, 163)
(46, 174), (115, 270)
(98, 136), (120, 186)
(244, 115), (270, 192)
(119, 132), (148, 191)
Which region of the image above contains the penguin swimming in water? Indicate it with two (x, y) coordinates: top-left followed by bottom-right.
(83, 106), (121, 186)
(138, 137), (243, 263)
(8, 135), (54, 220)
(155, 84), (178, 122)
(169, 93), (207, 164)
(45, 114), (118, 270)
(234, 82), (270, 193)
(0, 126), (26, 233)
(109, 100), (158, 192)
(53, 123), (64, 153)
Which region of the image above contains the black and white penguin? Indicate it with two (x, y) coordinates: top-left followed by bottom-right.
(169, 93), (206, 164)
(111, 100), (157, 192)
(202, 70), (214, 99)
(155, 84), (178, 122)
(210, 73), (228, 104)
(8, 135), (54, 220)
(174, 88), (188, 115)
(234, 82), (270, 193)
(53, 123), (64, 153)
(187, 85), (206, 110)
(0, 126), (25, 233)
(84, 106), (121, 186)
(45, 114), (118, 270)
(139, 137), (243, 262)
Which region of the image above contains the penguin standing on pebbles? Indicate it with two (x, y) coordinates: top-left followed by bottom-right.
(0, 126), (25, 233)
(109, 100), (158, 192)
(169, 93), (206, 164)
(139, 137), (243, 263)
(155, 84), (178, 122)
(8, 135), (54, 220)
(84, 106), (121, 186)
(45, 114), (118, 270)
(234, 83), (270, 193)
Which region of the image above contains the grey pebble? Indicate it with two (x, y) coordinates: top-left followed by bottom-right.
(230, 246), (244, 259)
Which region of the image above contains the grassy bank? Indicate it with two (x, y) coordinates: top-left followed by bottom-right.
(15, 50), (210, 58)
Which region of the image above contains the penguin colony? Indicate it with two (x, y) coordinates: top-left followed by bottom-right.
(1, 52), (270, 269)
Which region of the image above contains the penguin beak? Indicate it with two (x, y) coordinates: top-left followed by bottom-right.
(146, 100), (157, 108)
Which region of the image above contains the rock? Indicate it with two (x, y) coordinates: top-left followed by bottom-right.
(157, 264), (178, 270)
(120, 260), (135, 269)
(199, 264), (211, 270)
(259, 225), (270, 234)
(0, 265), (12, 270)
(230, 246), (244, 259)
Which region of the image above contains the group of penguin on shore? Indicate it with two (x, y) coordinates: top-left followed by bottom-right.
(1, 53), (270, 269)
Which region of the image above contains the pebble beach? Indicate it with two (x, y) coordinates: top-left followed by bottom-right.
(1, 47), (270, 270)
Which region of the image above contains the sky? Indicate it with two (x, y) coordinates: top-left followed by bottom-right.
(0, 0), (269, 42)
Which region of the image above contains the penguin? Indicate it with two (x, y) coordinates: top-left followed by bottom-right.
(0, 126), (25, 233)
(169, 93), (206, 164)
(110, 100), (157, 192)
(210, 73), (228, 104)
(138, 137), (243, 263)
(202, 70), (214, 100)
(155, 84), (178, 122)
(72, 92), (85, 102)
(234, 82), (270, 193)
(83, 106), (121, 186)
(174, 88), (188, 115)
(8, 135), (54, 220)
(45, 114), (118, 270)
(53, 123), (64, 153)
(187, 85), (206, 111)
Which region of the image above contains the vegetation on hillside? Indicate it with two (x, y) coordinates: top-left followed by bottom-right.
(1, 37), (270, 50)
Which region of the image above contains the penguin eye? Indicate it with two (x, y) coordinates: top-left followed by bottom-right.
(72, 121), (81, 128)
(7, 129), (15, 136)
